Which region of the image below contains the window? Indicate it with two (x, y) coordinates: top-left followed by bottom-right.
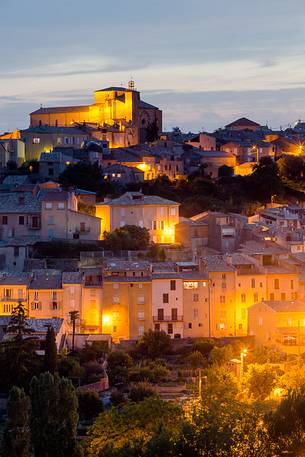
(14, 246), (19, 257)
(138, 284), (143, 289)
(281, 292), (286, 301)
(2, 216), (7, 225)
(270, 293), (275, 301)
(291, 280), (294, 290)
(157, 308), (164, 320)
(138, 325), (144, 336)
(18, 289), (23, 299)
(188, 322), (192, 329)
(32, 301), (41, 310)
(153, 221), (157, 230)
(34, 291), (39, 300)
(138, 296), (145, 304)
(4, 289), (12, 299)
(167, 323), (173, 334)
(112, 296), (120, 304)
(52, 291), (57, 300)
(238, 323), (243, 330)
(3, 304), (13, 313)
(19, 216), (24, 225)
(221, 274), (226, 280)
(155, 323), (160, 331)
(160, 221), (164, 230)
(32, 137), (40, 144)
(45, 202), (53, 210)
(48, 168), (54, 176)
(241, 294), (246, 303)
(138, 311), (145, 320)
(254, 292), (258, 303)
(163, 293), (169, 303)
(171, 308), (178, 320)
(218, 323), (225, 330)
(57, 137), (63, 145)
(274, 279), (279, 290)
(184, 281), (198, 289)
(170, 280), (176, 290)
(251, 278), (255, 288)
(113, 283), (119, 289)
(221, 282), (227, 290)
(48, 215), (54, 225)
(58, 202), (65, 209)
(220, 295), (225, 303)
(193, 293), (199, 302)
(193, 308), (199, 319)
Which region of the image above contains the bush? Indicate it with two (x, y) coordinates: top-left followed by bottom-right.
(82, 361), (106, 384)
(107, 350), (133, 386)
(110, 389), (126, 406)
(129, 362), (170, 384)
(78, 341), (109, 364)
(187, 351), (206, 369)
(193, 339), (215, 357)
(129, 382), (157, 402)
(58, 356), (83, 379)
(137, 330), (172, 359)
(77, 390), (104, 421)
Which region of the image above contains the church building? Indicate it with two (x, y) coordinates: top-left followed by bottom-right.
(30, 81), (162, 148)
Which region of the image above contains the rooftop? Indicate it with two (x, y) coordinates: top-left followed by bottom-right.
(98, 192), (179, 207)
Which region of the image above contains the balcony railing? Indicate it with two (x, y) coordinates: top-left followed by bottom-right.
(153, 315), (183, 322)
(75, 227), (91, 234)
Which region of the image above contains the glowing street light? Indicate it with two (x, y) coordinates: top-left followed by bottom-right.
(240, 348), (247, 379)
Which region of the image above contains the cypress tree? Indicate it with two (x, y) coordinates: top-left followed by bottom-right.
(30, 372), (83, 457)
(44, 326), (57, 374)
(2, 386), (32, 457)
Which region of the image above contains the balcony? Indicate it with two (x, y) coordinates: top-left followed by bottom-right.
(75, 226), (91, 234)
(153, 315), (183, 322)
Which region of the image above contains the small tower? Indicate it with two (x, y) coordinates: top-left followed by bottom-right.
(128, 78), (135, 91)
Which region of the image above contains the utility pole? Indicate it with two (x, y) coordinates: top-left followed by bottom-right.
(69, 310), (79, 352)
(198, 368), (202, 399)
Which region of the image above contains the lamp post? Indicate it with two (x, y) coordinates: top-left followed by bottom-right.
(240, 348), (247, 380)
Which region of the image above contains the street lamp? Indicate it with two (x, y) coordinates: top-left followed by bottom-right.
(240, 348), (247, 379)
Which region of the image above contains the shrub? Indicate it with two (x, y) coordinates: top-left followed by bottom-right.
(129, 382), (157, 402)
(77, 390), (104, 421)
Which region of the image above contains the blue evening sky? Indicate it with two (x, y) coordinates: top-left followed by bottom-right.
(1, 0), (305, 132)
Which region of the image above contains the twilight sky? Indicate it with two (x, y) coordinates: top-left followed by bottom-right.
(1, 0), (305, 133)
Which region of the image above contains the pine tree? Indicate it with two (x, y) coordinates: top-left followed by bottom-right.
(2, 386), (32, 457)
(44, 326), (57, 374)
(30, 372), (83, 457)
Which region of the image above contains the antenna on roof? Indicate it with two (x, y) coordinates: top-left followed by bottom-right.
(128, 77), (135, 91)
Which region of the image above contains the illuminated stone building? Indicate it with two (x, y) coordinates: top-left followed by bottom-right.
(30, 83), (162, 148)
(101, 261), (152, 342)
(96, 192), (180, 243)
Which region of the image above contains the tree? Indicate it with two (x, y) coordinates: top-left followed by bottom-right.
(244, 363), (279, 401)
(209, 344), (234, 366)
(218, 165), (234, 178)
(77, 390), (104, 421)
(107, 350), (133, 386)
(30, 372), (83, 457)
(202, 366), (239, 405)
(277, 155), (305, 181)
(136, 330), (172, 359)
(7, 301), (34, 341)
(44, 325), (57, 374)
(129, 382), (157, 402)
(87, 397), (183, 456)
(186, 350), (206, 369)
(104, 225), (150, 251)
(59, 161), (107, 195)
(2, 386), (32, 457)
(69, 310), (79, 353)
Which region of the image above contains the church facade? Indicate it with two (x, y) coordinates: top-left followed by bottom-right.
(30, 83), (162, 148)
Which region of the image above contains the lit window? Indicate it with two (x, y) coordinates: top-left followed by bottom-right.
(220, 295), (225, 303)
(32, 138), (40, 144)
(183, 281), (198, 290)
(193, 293), (199, 302)
(138, 325), (144, 336)
(113, 283), (119, 289)
(138, 311), (145, 320)
(58, 202), (65, 209)
(138, 296), (145, 304)
(113, 296), (120, 304)
(45, 202), (53, 210)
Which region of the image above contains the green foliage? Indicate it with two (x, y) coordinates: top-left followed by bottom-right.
(0, 338), (41, 391)
(7, 301), (34, 340)
(82, 361), (106, 384)
(129, 382), (157, 402)
(57, 356), (83, 379)
(87, 397), (183, 456)
(30, 372), (82, 457)
(244, 363), (279, 401)
(246, 346), (286, 364)
(136, 330), (172, 359)
(59, 161), (111, 196)
(277, 155), (305, 180)
(77, 341), (109, 364)
(192, 338), (215, 357)
(202, 366), (239, 405)
(44, 326), (57, 374)
(77, 390), (104, 421)
(2, 387), (32, 457)
(110, 389), (126, 406)
(209, 344), (234, 366)
(103, 225), (150, 251)
(129, 361), (170, 384)
(107, 350), (133, 386)
(186, 350), (206, 369)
